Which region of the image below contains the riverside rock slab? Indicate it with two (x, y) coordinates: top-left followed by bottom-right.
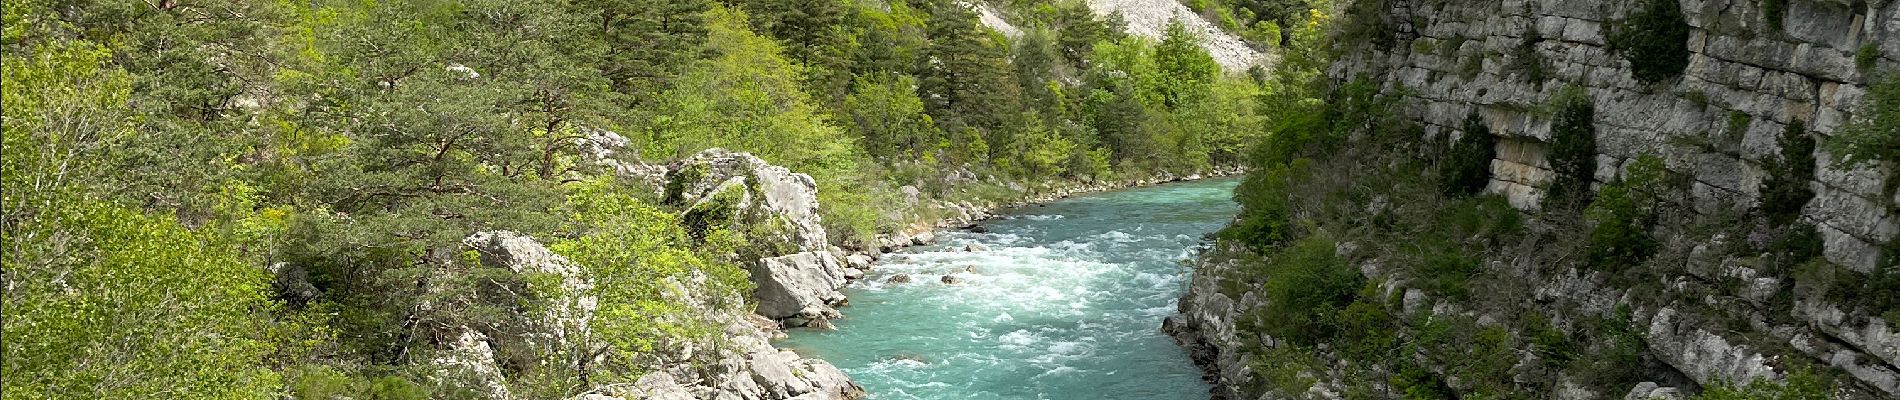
(750, 251), (849, 322)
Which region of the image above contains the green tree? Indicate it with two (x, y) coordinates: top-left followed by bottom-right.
(575, 0), (714, 99)
(915, 0), (1022, 133)
(2, 32), (283, 400)
(1155, 20), (1220, 108)
(1607, 0), (1691, 84)
(845, 74), (940, 159)
(1547, 87), (1600, 207)
(1440, 112), (1498, 197)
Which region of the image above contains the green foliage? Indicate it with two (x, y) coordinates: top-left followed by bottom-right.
(1051, 0), (1119, 67)
(2, 28), (286, 399)
(1510, 29), (1549, 84)
(1857, 44), (1881, 73)
(1584, 155), (1672, 272)
(287, 365), (428, 400)
(1759, 120), (1815, 225)
(1759, 0), (1786, 33)
(1765, 223), (1825, 274)
(3, 197), (285, 399)
(1156, 21), (1222, 108)
(554, 178), (749, 367)
(1608, 0), (1692, 84)
(1440, 112), (1498, 197)
(1573, 307), (1649, 388)
(916, 0), (1022, 133)
(5, 0), (1276, 396)
(1547, 86), (1601, 207)
(1226, 159), (1311, 246)
(641, 6), (858, 170)
(846, 74), (939, 159)
(1417, 315), (1521, 396)
(1338, 0), (1395, 50)
(1829, 74), (1900, 167)
(1692, 366), (1832, 400)
(578, 0), (714, 99)
(1248, 235), (1365, 345)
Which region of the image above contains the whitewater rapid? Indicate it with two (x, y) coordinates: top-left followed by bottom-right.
(783, 178), (1239, 399)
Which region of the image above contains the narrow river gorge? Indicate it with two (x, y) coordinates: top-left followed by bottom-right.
(783, 178), (1241, 399)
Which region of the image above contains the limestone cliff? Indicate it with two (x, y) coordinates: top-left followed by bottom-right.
(1172, 0), (1898, 398)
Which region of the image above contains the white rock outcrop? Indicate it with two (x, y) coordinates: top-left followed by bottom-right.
(667, 148), (830, 252)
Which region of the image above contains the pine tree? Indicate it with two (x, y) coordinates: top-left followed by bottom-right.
(915, 0), (1021, 133)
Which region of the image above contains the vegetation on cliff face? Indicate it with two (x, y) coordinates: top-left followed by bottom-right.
(1193, 0), (1898, 398)
(1, 0), (1267, 397)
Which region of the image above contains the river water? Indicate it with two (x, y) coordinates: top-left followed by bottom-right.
(782, 178), (1239, 399)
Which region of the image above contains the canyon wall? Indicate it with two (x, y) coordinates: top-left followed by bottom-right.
(1172, 0), (1899, 398)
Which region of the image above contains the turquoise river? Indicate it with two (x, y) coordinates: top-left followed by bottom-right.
(783, 178), (1240, 399)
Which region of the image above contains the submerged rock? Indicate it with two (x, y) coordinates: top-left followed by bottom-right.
(885, 274), (913, 284)
(940, 275), (964, 285)
(963, 243), (990, 252)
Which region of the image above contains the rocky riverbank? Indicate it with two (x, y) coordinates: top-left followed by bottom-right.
(533, 145), (1240, 399)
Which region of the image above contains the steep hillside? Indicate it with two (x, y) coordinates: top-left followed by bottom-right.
(1171, 0), (1898, 398)
(1088, 0), (1268, 70)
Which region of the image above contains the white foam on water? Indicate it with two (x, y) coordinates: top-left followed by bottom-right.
(1094, 230), (1139, 243)
(998, 330), (1040, 347)
(790, 178), (1240, 399)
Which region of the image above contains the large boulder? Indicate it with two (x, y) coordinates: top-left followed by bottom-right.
(665, 148), (828, 252)
(749, 251), (849, 323)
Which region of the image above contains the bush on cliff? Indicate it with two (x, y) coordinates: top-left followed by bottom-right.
(1608, 0), (1692, 84)
(1439, 111), (1498, 197)
(1584, 155), (1672, 273)
(1547, 86), (1601, 208)
(1760, 120), (1816, 225)
(1246, 235), (1364, 345)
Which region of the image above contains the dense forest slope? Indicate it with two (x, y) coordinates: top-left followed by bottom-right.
(1172, 0), (1898, 399)
(0, 0), (1270, 398)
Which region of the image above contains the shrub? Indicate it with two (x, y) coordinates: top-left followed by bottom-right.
(1340, 0), (1396, 50)
(1585, 182), (1660, 272)
(1692, 365), (1831, 400)
(1608, 0), (1692, 84)
(1225, 159), (1311, 247)
(1857, 43), (1880, 73)
(1830, 74), (1900, 167)
(1585, 155), (1672, 272)
(1417, 249), (1482, 300)
(1460, 53), (1484, 80)
(1765, 223), (1825, 274)
(1759, 120), (1816, 225)
(1252, 235), (1364, 345)
(1510, 29), (1549, 84)
(1760, 0), (1787, 33)
(1440, 111), (1499, 197)
(1547, 87), (1601, 207)
(1574, 307), (1649, 388)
